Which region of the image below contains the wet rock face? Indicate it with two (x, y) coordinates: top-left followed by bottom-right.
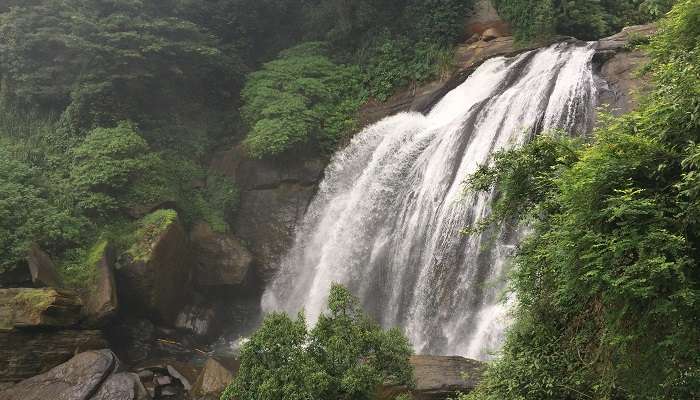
(211, 150), (324, 283)
(0, 288), (82, 330)
(464, 0), (510, 37)
(0, 330), (107, 383)
(84, 244), (119, 326)
(116, 218), (191, 325)
(190, 222), (253, 289)
(595, 25), (657, 116)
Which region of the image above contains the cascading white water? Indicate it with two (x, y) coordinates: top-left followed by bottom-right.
(262, 42), (598, 359)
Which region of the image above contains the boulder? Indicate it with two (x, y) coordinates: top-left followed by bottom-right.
(116, 216), (191, 325)
(92, 372), (150, 400)
(192, 358), (234, 400)
(190, 223), (253, 289)
(84, 243), (119, 325)
(26, 244), (61, 288)
(380, 355), (485, 400)
(0, 288), (82, 330)
(174, 303), (217, 338)
(0, 329), (107, 383)
(0, 349), (114, 399)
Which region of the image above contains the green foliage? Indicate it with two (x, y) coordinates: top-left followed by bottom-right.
(241, 43), (366, 157)
(463, 2), (700, 398)
(493, 0), (676, 42)
(70, 122), (153, 217)
(222, 284), (414, 400)
(128, 209), (178, 261)
(58, 238), (108, 290)
(0, 143), (86, 272)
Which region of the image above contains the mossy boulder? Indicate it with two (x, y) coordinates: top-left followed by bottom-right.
(83, 241), (119, 325)
(0, 288), (82, 330)
(116, 210), (192, 325)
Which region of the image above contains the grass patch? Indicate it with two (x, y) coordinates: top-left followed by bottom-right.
(127, 209), (178, 261)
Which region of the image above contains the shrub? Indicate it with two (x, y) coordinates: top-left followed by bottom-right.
(222, 284), (414, 400)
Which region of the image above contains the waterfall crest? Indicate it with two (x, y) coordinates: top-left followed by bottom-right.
(262, 42), (598, 359)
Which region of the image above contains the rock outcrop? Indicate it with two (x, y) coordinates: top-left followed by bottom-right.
(211, 148), (324, 282)
(381, 355), (485, 400)
(116, 216), (191, 325)
(595, 24), (657, 115)
(0, 330), (107, 383)
(0, 349), (147, 400)
(190, 222), (253, 289)
(0, 288), (82, 330)
(84, 243), (119, 325)
(26, 244), (62, 288)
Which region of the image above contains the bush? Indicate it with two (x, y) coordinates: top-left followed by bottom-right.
(463, 2), (700, 398)
(222, 284), (414, 400)
(241, 43), (365, 158)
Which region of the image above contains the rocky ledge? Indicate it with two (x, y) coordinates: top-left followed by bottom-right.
(1, 350), (483, 400)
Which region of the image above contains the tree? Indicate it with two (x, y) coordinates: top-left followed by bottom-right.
(223, 284), (414, 400)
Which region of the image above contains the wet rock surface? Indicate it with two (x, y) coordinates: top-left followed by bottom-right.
(190, 222), (253, 289)
(0, 288), (82, 329)
(192, 358), (235, 400)
(0, 329), (107, 383)
(84, 244), (119, 326)
(380, 355), (485, 400)
(0, 349), (125, 400)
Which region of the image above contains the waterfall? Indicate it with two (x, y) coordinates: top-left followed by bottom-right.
(262, 42), (598, 360)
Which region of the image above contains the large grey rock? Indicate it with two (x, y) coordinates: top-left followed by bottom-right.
(0, 349), (117, 400)
(116, 216), (191, 325)
(0, 288), (82, 330)
(92, 372), (150, 400)
(84, 243), (119, 325)
(380, 355), (485, 400)
(190, 223), (253, 289)
(192, 358), (234, 400)
(27, 244), (61, 288)
(175, 303), (217, 338)
(0, 330), (107, 383)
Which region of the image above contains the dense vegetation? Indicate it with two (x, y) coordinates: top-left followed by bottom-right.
(0, 0), (475, 281)
(222, 284), (414, 400)
(493, 0), (675, 41)
(463, 1), (699, 398)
